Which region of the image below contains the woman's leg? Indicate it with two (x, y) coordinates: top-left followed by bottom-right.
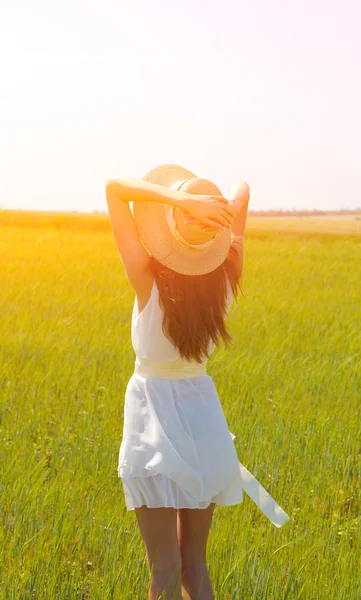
(135, 506), (183, 600)
(177, 503), (216, 600)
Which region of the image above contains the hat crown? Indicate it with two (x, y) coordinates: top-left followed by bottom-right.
(178, 177), (223, 197)
(173, 178), (224, 245)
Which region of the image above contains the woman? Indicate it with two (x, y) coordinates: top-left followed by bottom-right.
(106, 164), (289, 600)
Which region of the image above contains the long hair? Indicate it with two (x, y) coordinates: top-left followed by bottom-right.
(150, 239), (244, 363)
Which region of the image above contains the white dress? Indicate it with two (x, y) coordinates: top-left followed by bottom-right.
(118, 278), (290, 528)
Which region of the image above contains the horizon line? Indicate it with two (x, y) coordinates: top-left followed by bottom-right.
(1, 207), (360, 216)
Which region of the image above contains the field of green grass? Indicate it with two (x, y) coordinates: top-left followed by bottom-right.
(1, 211), (360, 599)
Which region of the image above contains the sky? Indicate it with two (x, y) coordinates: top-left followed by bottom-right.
(1, 0), (361, 212)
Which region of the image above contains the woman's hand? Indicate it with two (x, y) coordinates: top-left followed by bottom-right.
(180, 195), (237, 230)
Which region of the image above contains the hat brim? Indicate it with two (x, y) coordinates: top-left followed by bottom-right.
(133, 164), (232, 275)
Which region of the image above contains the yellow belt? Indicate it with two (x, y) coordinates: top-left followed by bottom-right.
(134, 357), (207, 379)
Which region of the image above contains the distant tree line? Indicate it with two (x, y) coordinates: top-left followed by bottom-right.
(248, 208), (361, 216)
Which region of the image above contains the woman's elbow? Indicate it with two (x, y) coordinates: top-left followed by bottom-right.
(230, 179), (250, 205)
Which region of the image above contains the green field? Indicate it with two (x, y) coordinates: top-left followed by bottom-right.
(1, 212), (360, 599)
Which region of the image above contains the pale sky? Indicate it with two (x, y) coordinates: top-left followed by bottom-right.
(1, 0), (360, 212)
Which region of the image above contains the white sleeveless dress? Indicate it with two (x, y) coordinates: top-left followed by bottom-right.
(118, 278), (290, 528)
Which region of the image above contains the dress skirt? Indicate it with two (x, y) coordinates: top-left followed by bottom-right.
(118, 372), (290, 528)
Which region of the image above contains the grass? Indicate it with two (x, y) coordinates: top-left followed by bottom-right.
(0, 212), (360, 599)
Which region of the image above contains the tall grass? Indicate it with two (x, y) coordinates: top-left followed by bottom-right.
(1, 216), (360, 599)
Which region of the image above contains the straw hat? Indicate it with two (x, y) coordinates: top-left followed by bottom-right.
(133, 164), (233, 275)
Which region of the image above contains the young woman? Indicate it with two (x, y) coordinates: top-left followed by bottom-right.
(106, 164), (289, 600)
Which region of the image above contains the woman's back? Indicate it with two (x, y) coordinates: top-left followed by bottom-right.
(131, 276), (234, 373)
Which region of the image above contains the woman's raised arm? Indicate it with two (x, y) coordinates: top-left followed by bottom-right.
(229, 179), (250, 238)
(106, 177), (189, 210)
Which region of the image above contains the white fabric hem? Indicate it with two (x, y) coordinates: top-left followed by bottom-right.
(118, 458), (290, 528)
(119, 469), (244, 511)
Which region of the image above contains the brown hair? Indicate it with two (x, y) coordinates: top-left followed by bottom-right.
(151, 239), (244, 363)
